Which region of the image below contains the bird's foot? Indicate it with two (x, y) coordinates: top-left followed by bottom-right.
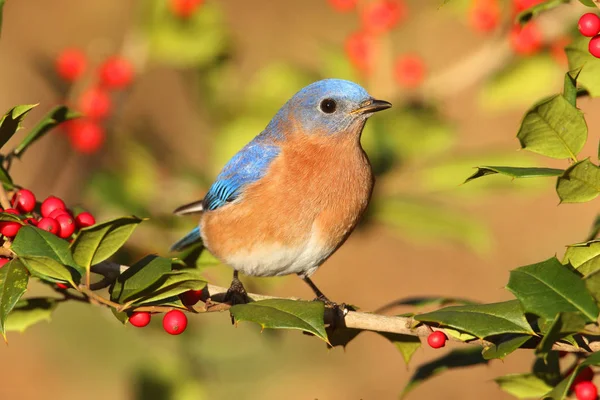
(313, 295), (351, 316)
(224, 275), (249, 306)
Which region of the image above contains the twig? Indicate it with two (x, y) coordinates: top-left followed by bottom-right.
(0, 184), (11, 209)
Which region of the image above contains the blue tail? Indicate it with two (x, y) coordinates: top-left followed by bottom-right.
(170, 227), (202, 252)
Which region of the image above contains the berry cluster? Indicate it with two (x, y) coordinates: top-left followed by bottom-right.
(128, 289), (204, 335)
(169, 0), (204, 18)
(332, 0), (426, 89)
(55, 49), (135, 154)
(578, 13), (600, 59)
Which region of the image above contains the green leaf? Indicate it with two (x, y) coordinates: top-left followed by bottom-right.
(514, 0), (569, 25)
(464, 166), (564, 183)
(414, 300), (534, 338)
(19, 256), (76, 286)
(482, 334), (531, 360)
(564, 69), (581, 107)
(563, 239), (600, 276)
(0, 259), (29, 340)
(556, 158), (600, 203)
(536, 312), (586, 357)
(230, 299), (327, 342)
(578, 0), (597, 6)
(0, 164), (13, 189)
(0, 104), (37, 150)
(496, 373), (553, 399)
(5, 297), (58, 333)
(402, 347), (488, 398)
(377, 332), (421, 365)
(584, 269), (600, 304)
(12, 106), (79, 158)
(110, 255), (172, 303)
(506, 257), (599, 322)
(516, 94), (587, 160)
(0, 0), (5, 37)
(567, 36), (600, 97)
(129, 269), (206, 305)
(544, 351), (600, 399)
(12, 225), (84, 277)
(70, 216), (143, 269)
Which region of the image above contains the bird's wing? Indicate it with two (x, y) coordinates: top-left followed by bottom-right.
(203, 141), (280, 210)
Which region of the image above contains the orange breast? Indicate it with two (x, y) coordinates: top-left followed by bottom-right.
(200, 131), (374, 274)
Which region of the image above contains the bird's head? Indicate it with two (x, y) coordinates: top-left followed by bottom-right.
(268, 79), (391, 138)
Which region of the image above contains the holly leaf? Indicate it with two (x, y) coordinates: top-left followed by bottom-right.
(516, 94), (587, 160)
(12, 106), (80, 158)
(563, 239), (600, 276)
(19, 256), (76, 286)
(0, 104), (37, 150)
(110, 255), (172, 303)
(482, 334), (532, 360)
(128, 269), (207, 306)
(70, 216), (143, 269)
(0, 259), (29, 341)
(496, 373), (553, 399)
(12, 225), (84, 277)
(414, 300), (534, 338)
(556, 158), (600, 203)
(401, 347), (488, 398)
(507, 257), (599, 322)
(567, 36), (600, 97)
(464, 166), (564, 183)
(536, 312), (586, 357)
(378, 332), (421, 365)
(5, 297), (58, 333)
(230, 299), (327, 342)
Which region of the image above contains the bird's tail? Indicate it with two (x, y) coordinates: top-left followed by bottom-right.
(170, 226), (202, 252)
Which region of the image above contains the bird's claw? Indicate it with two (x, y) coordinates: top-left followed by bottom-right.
(224, 276), (249, 306)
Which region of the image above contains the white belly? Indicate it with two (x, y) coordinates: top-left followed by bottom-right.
(223, 224), (333, 277)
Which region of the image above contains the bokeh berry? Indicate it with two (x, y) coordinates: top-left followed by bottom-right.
(427, 331), (447, 349)
(513, 0), (544, 12)
(574, 381), (598, 400)
(345, 31), (376, 74)
(572, 367), (595, 386)
(469, 0), (500, 33)
(11, 189), (36, 213)
(180, 289), (204, 306)
(55, 48), (87, 82)
(78, 87), (111, 119)
(510, 23), (543, 56)
(69, 120), (105, 154)
(162, 310), (188, 335)
(360, 0), (406, 35)
(0, 258), (9, 268)
(169, 0), (203, 18)
(578, 13), (600, 37)
(394, 54), (426, 88)
(129, 312), (151, 328)
(41, 196), (67, 218)
(56, 282), (69, 290)
(99, 56), (134, 90)
(328, 0), (356, 12)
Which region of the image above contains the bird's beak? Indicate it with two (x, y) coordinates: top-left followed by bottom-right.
(352, 99), (392, 115)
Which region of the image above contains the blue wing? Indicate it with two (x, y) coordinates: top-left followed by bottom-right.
(202, 140), (280, 211)
(170, 227), (201, 252)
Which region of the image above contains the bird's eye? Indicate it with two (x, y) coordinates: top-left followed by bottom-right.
(320, 98), (337, 114)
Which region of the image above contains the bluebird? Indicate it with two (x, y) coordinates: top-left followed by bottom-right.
(171, 78), (391, 304)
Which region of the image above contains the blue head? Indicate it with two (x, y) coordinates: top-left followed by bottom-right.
(264, 79), (391, 138)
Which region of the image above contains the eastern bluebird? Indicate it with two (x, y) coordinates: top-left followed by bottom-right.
(171, 78), (391, 303)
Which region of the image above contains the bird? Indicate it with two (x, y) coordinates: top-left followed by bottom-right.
(171, 78), (391, 304)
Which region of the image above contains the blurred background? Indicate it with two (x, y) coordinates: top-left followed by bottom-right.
(0, 0), (598, 399)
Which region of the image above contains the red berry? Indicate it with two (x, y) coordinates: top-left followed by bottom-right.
(2, 208), (19, 215)
(0, 258), (10, 268)
(162, 310), (188, 335)
(11, 189), (36, 213)
(573, 367), (595, 386)
(513, 0), (544, 12)
(574, 381), (598, 400)
(394, 54), (426, 88)
(169, 0), (203, 18)
(99, 56), (134, 90)
(69, 120), (105, 154)
(0, 222), (21, 238)
(579, 13), (600, 37)
(427, 331), (447, 349)
(56, 282), (69, 290)
(180, 289), (204, 306)
(48, 208), (70, 219)
(470, 0), (500, 33)
(78, 87), (111, 119)
(510, 23), (543, 56)
(55, 214), (76, 239)
(75, 212), (96, 228)
(345, 31), (376, 74)
(589, 35), (600, 59)
(24, 218), (38, 226)
(328, 0), (356, 12)
(55, 48), (87, 82)
(550, 36), (571, 66)
(41, 196), (66, 218)
(129, 312), (151, 328)
(361, 0), (406, 35)
(37, 217), (59, 234)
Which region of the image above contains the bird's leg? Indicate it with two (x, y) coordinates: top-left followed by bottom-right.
(300, 275), (350, 333)
(300, 275), (335, 306)
(224, 270), (249, 305)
